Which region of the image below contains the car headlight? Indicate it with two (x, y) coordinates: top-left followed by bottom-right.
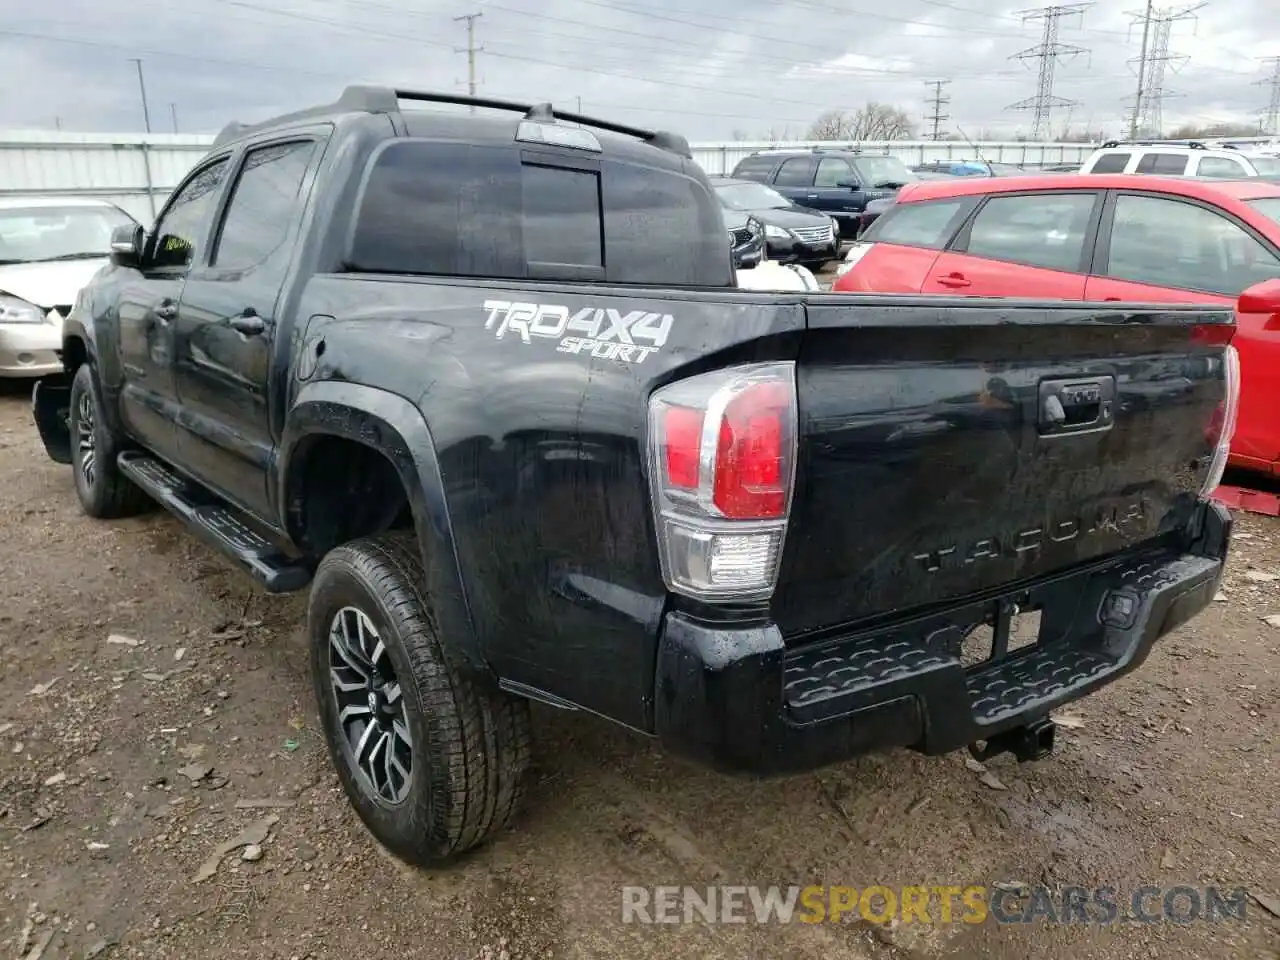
(764, 224), (791, 240)
(0, 294), (45, 324)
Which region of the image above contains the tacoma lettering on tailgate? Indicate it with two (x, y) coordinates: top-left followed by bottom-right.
(912, 499), (1149, 573)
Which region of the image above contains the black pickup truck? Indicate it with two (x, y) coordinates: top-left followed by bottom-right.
(31, 86), (1238, 866)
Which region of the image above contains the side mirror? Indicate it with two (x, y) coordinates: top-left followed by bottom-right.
(836, 178), (862, 190)
(1238, 279), (1280, 325)
(109, 223), (144, 268)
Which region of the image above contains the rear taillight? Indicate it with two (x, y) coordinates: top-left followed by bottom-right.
(648, 362), (797, 601)
(1200, 344), (1240, 496)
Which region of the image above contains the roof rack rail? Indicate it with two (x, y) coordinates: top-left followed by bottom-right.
(211, 85), (691, 158)
(392, 89), (691, 157)
(1099, 138), (1215, 150)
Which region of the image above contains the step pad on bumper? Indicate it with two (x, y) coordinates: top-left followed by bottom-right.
(118, 452), (311, 593)
(779, 549), (1223, 749)
(966, 647), (1111, 725)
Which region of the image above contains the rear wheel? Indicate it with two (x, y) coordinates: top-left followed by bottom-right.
(68, 364), (151, 519)
(308, 532), (531, 866)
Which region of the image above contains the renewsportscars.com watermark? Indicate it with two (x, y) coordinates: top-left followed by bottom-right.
(621, 885), (1252, 926)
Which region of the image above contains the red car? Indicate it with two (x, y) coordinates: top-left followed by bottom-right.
(833, 173), (1280, 476)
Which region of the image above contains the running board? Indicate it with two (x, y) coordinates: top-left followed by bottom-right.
(117, 451), (312, 593)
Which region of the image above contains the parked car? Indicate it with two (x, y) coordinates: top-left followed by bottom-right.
(723, 208), (765, 270)
(729, 147), (918, 237)
(913, 160), (1032, 178)
(832, 172), (1280, 474)
(710, 177), (839, 267)
(1081, 140), (1280, 178)
(0, 198), (137, 377)
(855, 195), (896, 235)
(32, 88), (1234, 868)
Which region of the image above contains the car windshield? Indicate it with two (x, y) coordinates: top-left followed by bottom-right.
(715, 182), (791, 210)
(854, 155), (918, 188)
(0, 205), (134, 265)
(1246, 197), (1280, 227)
(1251, 156), (1280, 176)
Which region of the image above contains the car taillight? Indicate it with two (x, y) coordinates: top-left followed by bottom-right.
(1200, 344), (1240, 497)
(648, 362), (797, 601)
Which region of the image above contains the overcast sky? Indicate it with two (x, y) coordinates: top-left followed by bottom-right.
(1, 0), (1276, 141)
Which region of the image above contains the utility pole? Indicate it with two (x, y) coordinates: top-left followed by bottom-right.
(1129, 0), (1153, 138)
(1125, 4), (1203, 138)
(1256, 57), (1280, 134)
(170, 103), (179, 133)
(453, 12), (483, 110)
(129, 57), (152, 133)
(1005, 4), (1092, 141)
(923, 79), (951, 141)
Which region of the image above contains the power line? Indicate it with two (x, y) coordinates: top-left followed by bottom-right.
(453, 11), (483, 108)
(1005, 4), (1092, 140)
(1126, 3), (1203, 138)
(1256, 57), (1280, 134)
(923, 79), (951, 140)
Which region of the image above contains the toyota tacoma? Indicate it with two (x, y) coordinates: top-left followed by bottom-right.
(31, 86), (1237, 865)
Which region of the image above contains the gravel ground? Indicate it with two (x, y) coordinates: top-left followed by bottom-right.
(0, 382), (1276, 960)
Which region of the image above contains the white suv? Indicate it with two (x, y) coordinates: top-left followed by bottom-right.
(1080, 141), (1280, 179)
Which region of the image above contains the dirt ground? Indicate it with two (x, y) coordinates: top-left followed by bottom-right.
(0, 383), (1276, 960)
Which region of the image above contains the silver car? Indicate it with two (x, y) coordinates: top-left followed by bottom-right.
(0, 198), (138, 377)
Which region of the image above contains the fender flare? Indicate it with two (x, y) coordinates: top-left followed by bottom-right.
(279, 381), (487, 675)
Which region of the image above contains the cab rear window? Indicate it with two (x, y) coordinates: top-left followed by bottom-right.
(348, 139), (731, 286)
(863, 199), (969, 249)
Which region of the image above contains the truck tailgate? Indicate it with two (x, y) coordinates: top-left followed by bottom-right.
(775, 297), (1234, 639)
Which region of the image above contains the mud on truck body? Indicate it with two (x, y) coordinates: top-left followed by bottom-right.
(32, 86), (1237, 865)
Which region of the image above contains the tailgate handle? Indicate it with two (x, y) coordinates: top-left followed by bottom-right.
(1038, 376), (1116, 436)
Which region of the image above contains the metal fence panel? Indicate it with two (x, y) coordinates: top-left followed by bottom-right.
(0, 131), (1098, 220)
(690, 140), (1095, 175)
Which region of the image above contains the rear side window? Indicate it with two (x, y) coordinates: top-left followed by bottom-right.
(213, 140), (316, 270)
(348, 140), (727, 286)
(774, 157), (815, 187)
(864, 199), (967, 249)
(1087, 152), (1130, 174)
(1135, 153), (1189, 175)
(963, 193), (1097, 272)
(814, 158), (853, 187)
(1196, 156), (1249, 179)
(730, 156), (776, 181)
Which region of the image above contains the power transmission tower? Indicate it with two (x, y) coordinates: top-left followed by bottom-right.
(1256, 57), (1280, 134)
(924, 80), (951, 140)
(1005, 4), (1092, 140)
(1126, 3), (1203, 138)
(453, 11), (483, 110)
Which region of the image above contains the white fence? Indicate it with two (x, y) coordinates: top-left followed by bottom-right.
(0, 131), (215, 223)
(691, 140), (1095, 176)
(0, 132), (1097, 223)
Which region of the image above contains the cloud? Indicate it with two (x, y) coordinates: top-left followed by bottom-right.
(0, 0), (1274, 140)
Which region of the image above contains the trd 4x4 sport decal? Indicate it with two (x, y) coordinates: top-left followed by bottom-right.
(483, 299), (673, 365)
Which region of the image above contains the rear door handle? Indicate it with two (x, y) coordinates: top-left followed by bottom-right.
(805, 194), (818, 199)
(936, 273), (971, 289)
(229, 309), (266, 337)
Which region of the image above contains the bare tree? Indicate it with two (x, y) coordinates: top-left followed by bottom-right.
(806, 103), (916, 141)
(848, 102), (916, 140)
(1167, 121), (1261, 139)
(806, 110), (851, 140)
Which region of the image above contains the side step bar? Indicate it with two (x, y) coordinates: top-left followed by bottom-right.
(117, 451), (312, 593)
